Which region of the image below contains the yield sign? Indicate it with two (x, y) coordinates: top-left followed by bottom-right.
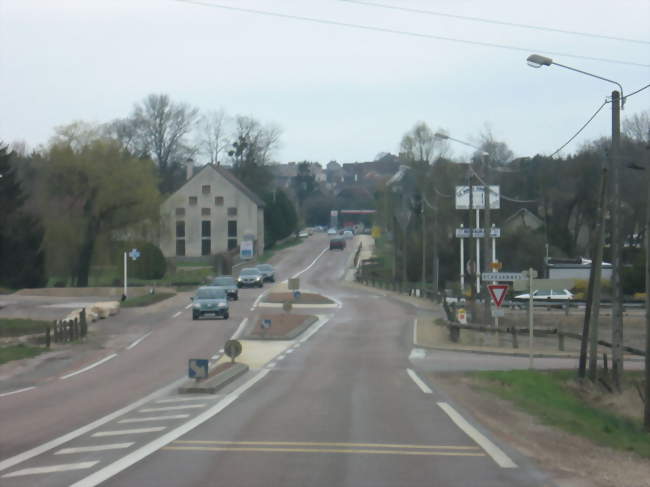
(487, 284), (509, 308)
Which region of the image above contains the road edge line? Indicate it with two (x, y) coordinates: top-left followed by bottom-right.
(406, 368), (433, 394)
(437, 402), (517, 469)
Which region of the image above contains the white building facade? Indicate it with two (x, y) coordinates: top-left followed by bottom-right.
(160, 165), (265, 259)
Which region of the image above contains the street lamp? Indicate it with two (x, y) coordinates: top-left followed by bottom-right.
(527, 53), (625, 386)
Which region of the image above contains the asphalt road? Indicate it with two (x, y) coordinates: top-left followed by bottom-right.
(0, 234), (555, 486)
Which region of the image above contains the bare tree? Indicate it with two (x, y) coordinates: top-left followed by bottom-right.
(623, 110), (650, 143)
(399, 121), (448, 165)
(476, 126), (514, 164)
(197, 109), (229, 165)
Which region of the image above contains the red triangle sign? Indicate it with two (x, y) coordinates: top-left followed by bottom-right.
(488, 284), (509, 308)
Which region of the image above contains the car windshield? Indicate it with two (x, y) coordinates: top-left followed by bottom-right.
(212, 277), (235, 286)
(257, 265), (272, 271)
(240, 268), (260, 276)
(196, 288), (226, 299)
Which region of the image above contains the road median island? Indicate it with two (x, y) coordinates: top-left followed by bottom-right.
(178, 362), (249, 394)
(261, 292), (335, 306)
(243, 313), (318, 340)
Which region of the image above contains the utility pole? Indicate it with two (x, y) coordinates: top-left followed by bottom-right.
(644, 130), (650, 431)
(421, 199), (426, 286)
(482, 156), (492, 325)
(610, 90), (624, 391)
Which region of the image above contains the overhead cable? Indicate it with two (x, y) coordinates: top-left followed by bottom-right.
(548, 100), (609, 158)
(337, 0), (650, 45)
(625, 83), (650, 99)
(173, 0), (649, 68)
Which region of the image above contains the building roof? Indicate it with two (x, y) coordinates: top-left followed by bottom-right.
(503, 208), (543, 227)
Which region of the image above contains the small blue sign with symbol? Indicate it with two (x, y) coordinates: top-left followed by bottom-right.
(261, 319), (272, 329)
(128, 248), (140, 261)
(293, 290), (301, 299)
(188, 359), (209, 379)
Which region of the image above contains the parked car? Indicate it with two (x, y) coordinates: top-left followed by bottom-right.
(329, 237), (346, 250)
(237, 267), (264, 288)
(514, 289), (574, 301)
(255, 264), (275, 282)
(211, 275), (239, 300)
(191, 286), (229, 320)
(327, 228), (337, 235)
(298, 230), (310, 238)
(342, 230), (354, 240)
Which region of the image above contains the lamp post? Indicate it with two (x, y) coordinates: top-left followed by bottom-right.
(527, 54), (625, 385)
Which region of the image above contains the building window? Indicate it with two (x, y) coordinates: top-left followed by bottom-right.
(214, 196), (224, 206)
(189, 196), (197, 206)
(202, 220), (211, 238)
(202, 185), (211, 195)
(176, 239), (185, 256)
(227, 207), (237, 217)
(175, 208), (185, 216)
(201, 207), (211, 216)
(227, 238), (238, 250)
(176, 221), (185, 238)
(201, 239), (211, 256)
(227, 220), (237, 238)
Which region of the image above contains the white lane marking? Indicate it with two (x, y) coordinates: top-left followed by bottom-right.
(118, 414), (190, 424)
(276, 355), (286, 361)
(0, 386), (36, 398)
(138, 404), (205, 413)
(55, 443), (134, 455)
(266, 362), (276, 369)
(2, 462), (99, 478)
(60, 354), (118, 380)
(299, 315), (329, 343)
(126, 331), (152, 350)
(0, 375), (189, 474)
(409, 348), (426, 360)
(92, 427), (166, 437)
(185, 303), (192, 309)
(231, 318), (248, 340)
(155, 396), (212, 404)
(172, 311), (182, 318)
(250, 292), (268, 311)
(437, 402), (517, 469)
(292, 247), (328, 278)
(406, 368), (433, 394)
(413, 318), (418, 345)
(72, 370), (270, 487)
(285, 349), (294, 354)
(293, 343), (301, 348)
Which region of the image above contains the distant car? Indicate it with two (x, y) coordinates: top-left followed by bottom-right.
(191, 286), (229, 320)
(327, 228), (337, 235)
(298, 230), (309, 238)
(237, 267), (264, 288)
(211, 275), (239, 300)
(342, 230), (354, 240)
(255, 264), (275, 282)
(514, 289), (574, 301)
(329, 237), (346, 250)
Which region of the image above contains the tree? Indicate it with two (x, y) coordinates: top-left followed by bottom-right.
(39, 129), (161, 286)
(110, 94), (199, 193)
(292, 161), (318, 209)
(197, 109), (229, 165)
(228, 115), (281, 197)
(263, 189), (298, 247)
(399, 121), (448, 166)
(0, 144), (46, 288)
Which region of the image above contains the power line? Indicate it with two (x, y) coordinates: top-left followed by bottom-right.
(172, 0), (649, 68)
(337, 0), (650, 45)
(625, 83), (650, 99)
(549, 100), (609, 158)
(469, 166), (539, 203)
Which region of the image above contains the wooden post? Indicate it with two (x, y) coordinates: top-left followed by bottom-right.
(45, 325), (51, 348)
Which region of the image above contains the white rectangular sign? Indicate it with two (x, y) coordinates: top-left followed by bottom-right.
(455, 185), (500, 210)
(455, 228), (471, 238)
(481, 272), (525, 281)
(489, 227), (501, 238)
(240, 240), (254, 260)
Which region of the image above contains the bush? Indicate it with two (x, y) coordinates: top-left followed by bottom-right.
(113, 241), (166, 280)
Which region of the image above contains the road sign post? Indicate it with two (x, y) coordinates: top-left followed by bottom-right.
(523, 268), (538, 369)
(188, 359), (209, 381)
(123, 248), (140, 300)
(224, 339), (242, 363)
(487, 284), (509, 340)
(261, 319), (271, 338)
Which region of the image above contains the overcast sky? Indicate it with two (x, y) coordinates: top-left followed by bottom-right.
(1, 0), (648, 164)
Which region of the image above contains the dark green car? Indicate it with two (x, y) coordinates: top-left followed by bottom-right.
(191, 286), (230, 320)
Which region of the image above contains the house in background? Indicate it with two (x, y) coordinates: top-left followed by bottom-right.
(502, 208), (544, 233)
(160, 164), (264, 259)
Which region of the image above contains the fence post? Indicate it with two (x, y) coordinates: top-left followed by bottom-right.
(511, 326), (519, 349)
(68, 320), (74, 342)
(45, 325), (51, 348)
(80, 308), (87, 339)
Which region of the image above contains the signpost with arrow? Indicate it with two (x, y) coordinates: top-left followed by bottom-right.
(123, 248), (140, 300)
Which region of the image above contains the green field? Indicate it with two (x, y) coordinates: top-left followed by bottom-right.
(472, 370), (650, 458)
(0, 344), (45, 365)
(0, 318), (50, 337)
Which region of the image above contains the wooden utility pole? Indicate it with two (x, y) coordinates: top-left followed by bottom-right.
(644, 131), (650, 431)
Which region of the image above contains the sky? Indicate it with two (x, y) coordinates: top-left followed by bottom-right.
(1, 0), (649, 164)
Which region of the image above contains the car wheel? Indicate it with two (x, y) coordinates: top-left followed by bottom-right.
(223, 312), (229, 320)
(192, 313), (198, 320)
(258, 282), (263, 288)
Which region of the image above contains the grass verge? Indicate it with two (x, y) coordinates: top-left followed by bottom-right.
(0, 344), (45, 365)
(259, 237), (303, 263)
(472, 369), (650, 458)
(0, 318), (50, 337)
(120, 292), (175, 308)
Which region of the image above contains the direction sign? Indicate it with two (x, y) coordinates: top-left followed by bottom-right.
(293, 290), (301, 299)
(489, 227), (501, 238)
(128, 248), (140, 261)
(487, 284), (509, 308)
(481, 272), (524, 281)
(288, 278), (300, 290)
(224, 340), (242, 361)
(472, 229), (486, 238)
(188, 359), (208, 379)
(261, 319), (272, 330)
(240, 240), (254, 260)
(455, 228), (471, 238)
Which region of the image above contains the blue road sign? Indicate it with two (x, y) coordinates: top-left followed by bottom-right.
(188, 358), (209, 379)
(128, 248), (140, 261)
(293, 290), (301, 299)
(261, 319), (272, 330)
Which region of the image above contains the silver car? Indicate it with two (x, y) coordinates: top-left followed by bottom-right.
(255, 264), (275, 282)
(237, 267), (264, 288)
(191, 286), (229, 320)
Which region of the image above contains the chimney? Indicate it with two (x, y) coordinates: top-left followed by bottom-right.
(186, 158), (193, 180)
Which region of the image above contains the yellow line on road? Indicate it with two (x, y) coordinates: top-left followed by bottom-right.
(172, 440), (480, 450)
(163, 446), (485, 457)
